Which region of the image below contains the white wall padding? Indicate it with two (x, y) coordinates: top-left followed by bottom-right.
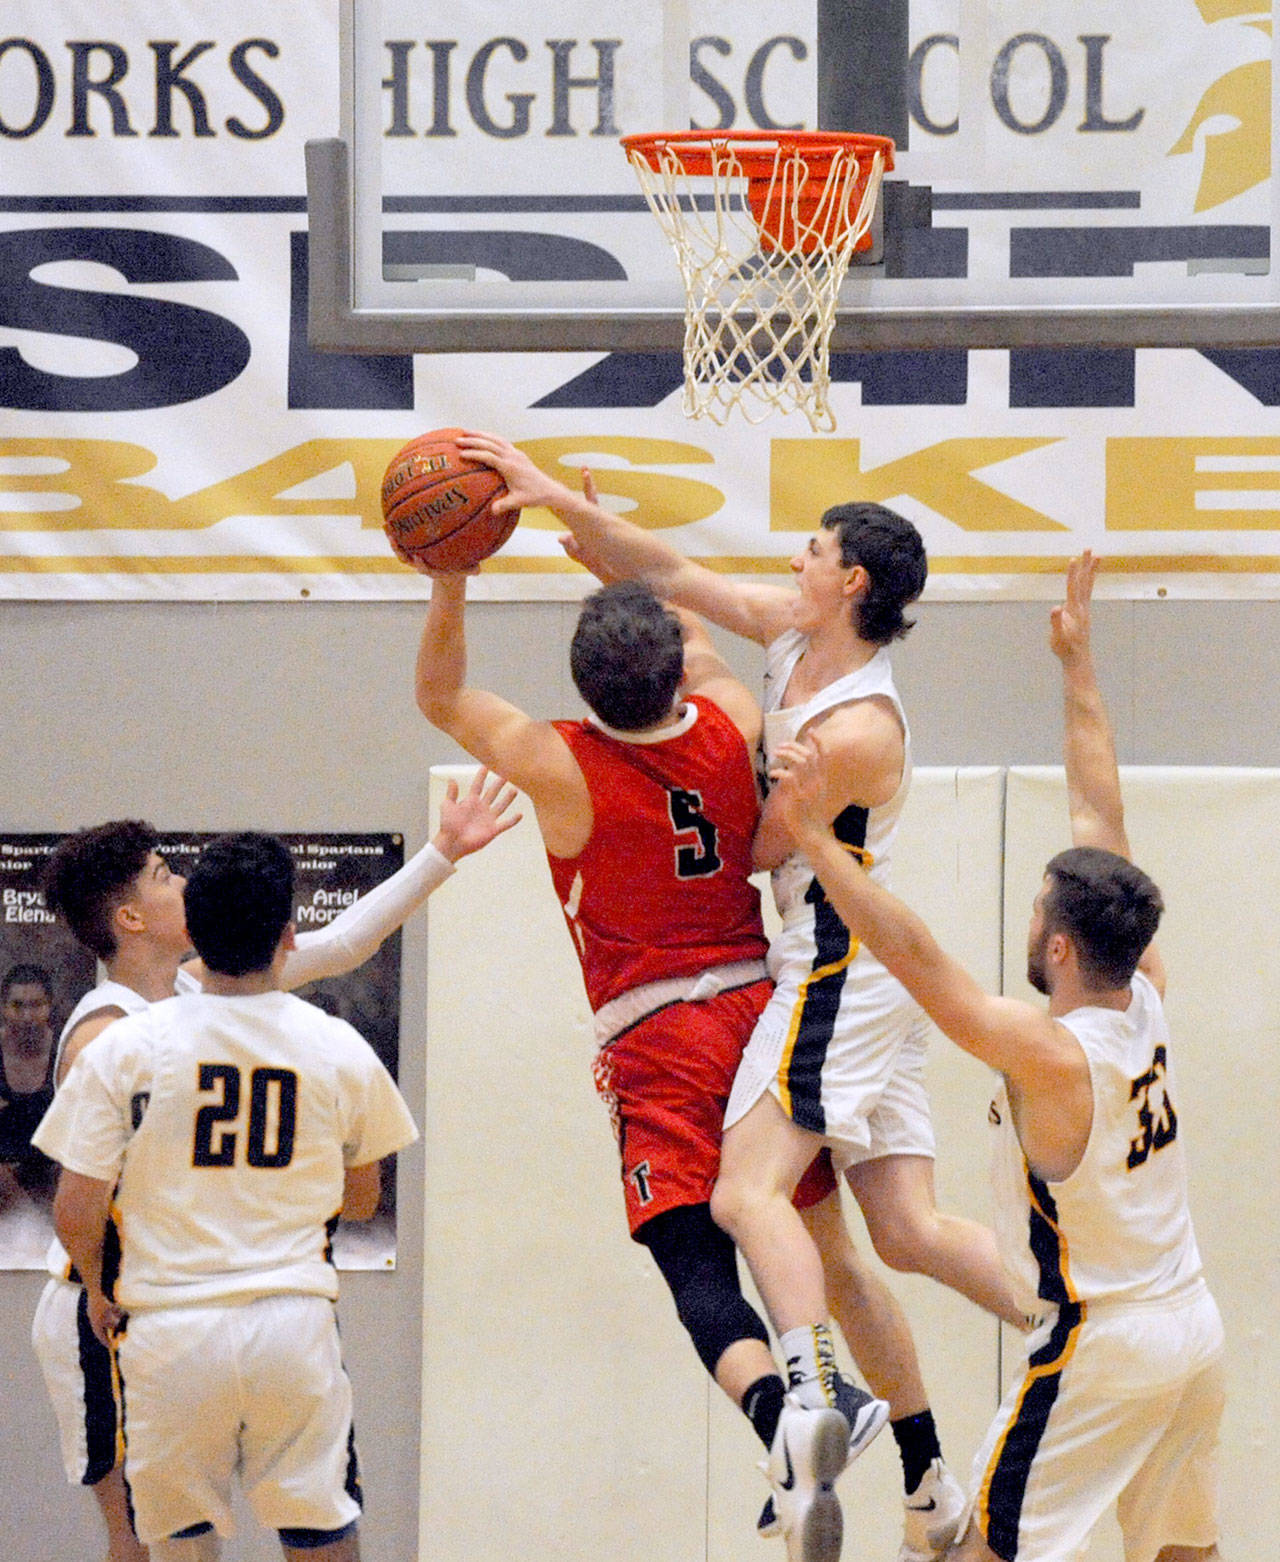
(422, 767), (1007, 1562)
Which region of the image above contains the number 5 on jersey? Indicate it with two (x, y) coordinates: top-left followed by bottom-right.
(668, 788), (722, 879)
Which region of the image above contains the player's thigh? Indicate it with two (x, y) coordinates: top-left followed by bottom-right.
(31, 1277), (123, 1485)
(968, 1313), (1192, 1561)
(603, 986), (767, 1231)
(716, 1087), (823, 1201)
(1115, 1355), (1225, 1562)
(842, 1154), (938, 1255)
(237, 1295), (362, 1536)
(117, 1306), (241, 1541)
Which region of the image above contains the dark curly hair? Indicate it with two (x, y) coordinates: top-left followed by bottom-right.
(821, 502), (927, 644)
(184, 832), (295, 978)
(43, 820), (160, 960)
(569, 580), (685, 731)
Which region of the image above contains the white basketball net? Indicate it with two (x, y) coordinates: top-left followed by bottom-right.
(626, 135), (887, 433)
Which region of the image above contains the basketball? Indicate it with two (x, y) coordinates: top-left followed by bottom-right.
(380, 428), (519, 570)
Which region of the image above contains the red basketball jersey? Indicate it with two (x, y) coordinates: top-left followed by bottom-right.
(549, 695), (768, 1011)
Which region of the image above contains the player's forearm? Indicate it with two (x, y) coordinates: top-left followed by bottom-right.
(798, 827), (980, 1050)
(1061, 653), (1129, 853)
(284, 839), (455, 987)
(802, 829), (930, 968)
(416, 577), (469, 732)
(52, 1171), (111, 1294)
(560, 493), (693, 593)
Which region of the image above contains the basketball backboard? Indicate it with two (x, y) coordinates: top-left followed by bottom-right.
(308, 0), (1280, 353)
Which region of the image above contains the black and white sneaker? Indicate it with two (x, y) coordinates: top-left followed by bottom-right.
(831, 1375), (891, 1464)
(761, 1396), (850, 1562)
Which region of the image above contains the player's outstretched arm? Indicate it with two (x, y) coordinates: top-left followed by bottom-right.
(1051, 552), (1129, 856)
(415, 572), (588, 856)
(277, 771), (522, 990)
(669, 606), (761, 748)
(1051, 553), (1165, 993)
(456, 429), (796, 647)
(769, 738), (1067, 1084)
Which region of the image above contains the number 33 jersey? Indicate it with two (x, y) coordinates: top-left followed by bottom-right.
(989, 970), (1204, 1317)
(549, 695), (768, 1013)
(33, 990), (417, 1308)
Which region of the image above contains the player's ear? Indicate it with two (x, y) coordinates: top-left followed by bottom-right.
(114, 898), (144, 935)
(280, 921), (297, 953)
(841, 562), (870, 600)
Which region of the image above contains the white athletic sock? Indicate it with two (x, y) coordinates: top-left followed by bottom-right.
(779, 1322), (840, 1408)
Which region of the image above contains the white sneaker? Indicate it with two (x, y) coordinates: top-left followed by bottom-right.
(897, 1458), (967, 1562)
(762, 1397), (850, 1562)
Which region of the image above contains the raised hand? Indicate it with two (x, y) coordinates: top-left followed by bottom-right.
(1049, 551), (1098, 666)
(434, 768), (523, 862)
(455, 430), (578, 517)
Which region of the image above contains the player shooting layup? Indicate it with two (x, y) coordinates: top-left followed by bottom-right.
(448, 433), (1017, 1561)
(415, 573), (892, 1561)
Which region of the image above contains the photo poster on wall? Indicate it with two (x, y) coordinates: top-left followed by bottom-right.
(0, 835), (97, 1266)
(0, 829), (405, 1271)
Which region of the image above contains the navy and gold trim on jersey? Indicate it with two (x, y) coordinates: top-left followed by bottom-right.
(775, 804), (872, 1134)
(977, 1170), (1086, 1561)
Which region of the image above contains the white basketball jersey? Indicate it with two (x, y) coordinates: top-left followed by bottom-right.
(761, 632), (911, 921)
(46, 970), (204, 1279)
(990, 972), (1204, 1313)
(35, 989), (417, 1308)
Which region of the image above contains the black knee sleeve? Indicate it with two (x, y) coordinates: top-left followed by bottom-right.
(637, 1202), (769, 1375)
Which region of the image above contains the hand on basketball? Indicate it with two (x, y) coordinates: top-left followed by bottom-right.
(456, 430), (598, 520)
(768, 737), (832, 847)
(453, 430), (556, 515)
(433, 768), (523, 862)
(1049, 551), (1098, 666)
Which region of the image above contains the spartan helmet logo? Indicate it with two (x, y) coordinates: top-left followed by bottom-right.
(1169, 0), (1272, 211)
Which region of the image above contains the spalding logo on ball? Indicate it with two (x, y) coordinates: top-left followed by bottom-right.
(380, 428), (520, 570)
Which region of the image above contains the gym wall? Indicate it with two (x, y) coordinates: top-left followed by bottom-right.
(0, 593), (1277, 1561)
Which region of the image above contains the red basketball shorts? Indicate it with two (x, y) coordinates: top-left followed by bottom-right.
(592, 979), (836, 1235)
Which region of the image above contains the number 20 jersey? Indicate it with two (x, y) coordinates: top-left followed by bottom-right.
(549, 696), (768, 1012)
(34, 989), (417, 1309)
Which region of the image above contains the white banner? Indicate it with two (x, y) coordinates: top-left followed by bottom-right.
(3, 1), (1279, 599)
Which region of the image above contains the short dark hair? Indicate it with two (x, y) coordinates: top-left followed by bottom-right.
(1, 963), (53, 1002)
(184, 833), (295, 978)
(1042, 846), (1164, 989)
(569, 580), (685, 731)
(43, 821), (160, 960)
(821, 503), (928, 644)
